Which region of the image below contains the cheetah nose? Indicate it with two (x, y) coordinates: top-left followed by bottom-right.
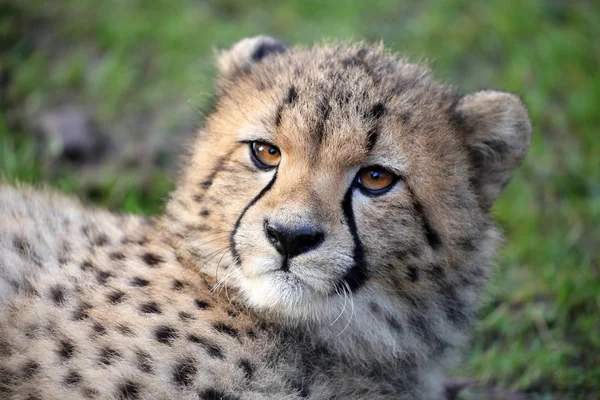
(264, 221), (324, 258)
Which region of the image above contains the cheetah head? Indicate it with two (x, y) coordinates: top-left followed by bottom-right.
(167, 36), (531, 356)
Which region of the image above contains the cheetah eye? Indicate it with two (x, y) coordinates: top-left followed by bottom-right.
(250, 141), (281, 170)
(355, 166), (398, 195)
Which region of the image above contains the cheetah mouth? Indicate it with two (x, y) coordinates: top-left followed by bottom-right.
(234, 254), (369, 299)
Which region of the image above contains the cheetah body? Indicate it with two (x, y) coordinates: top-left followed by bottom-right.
(0, 37), (531, 399)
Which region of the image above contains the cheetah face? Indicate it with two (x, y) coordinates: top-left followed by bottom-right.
(175, 37), (531, 326)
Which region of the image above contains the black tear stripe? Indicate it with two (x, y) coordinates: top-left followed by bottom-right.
(336, 187), (369, 293)
(406, 185), (442, 250)
(230, 171), (279, 263)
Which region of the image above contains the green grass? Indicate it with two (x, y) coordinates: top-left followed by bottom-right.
(2, 0), (599, 397)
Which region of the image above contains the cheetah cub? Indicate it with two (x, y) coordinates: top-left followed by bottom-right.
(0, 37), (531, 399)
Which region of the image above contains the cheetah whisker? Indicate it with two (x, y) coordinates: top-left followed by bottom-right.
(329, 287), (347, 327)
(336, 281), (355, 337)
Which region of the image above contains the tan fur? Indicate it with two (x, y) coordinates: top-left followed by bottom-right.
(0, 37), (531, 399)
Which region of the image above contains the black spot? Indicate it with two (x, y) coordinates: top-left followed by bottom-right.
(179, 311), (194, 322)
(407, 265), (419, 283)
(212, 322), (238, 338)
(368, 102), (385, 119)
(385, 316), (404, 334)
(458, 237), (477, 251)
(73, 303), (92, 320)
(342, 57), (353, 68)
(96, 270), (113, 285)
(22, 361), (39, 379)
(286, 86), (298, 104)
(117, 324), (134, 336)
(426, 264), (446, 284)
(199, 389), (240, 400)
(0, 366), (15, 390)
(318, 100), (331, 121)
(364, 103), (385, 153)
(22, 280), (39, 296)
(99, 347), (121, 365)
(365, 125), (379, 152)
(238, 359), (254, 379)
(0, 341), (12, 357)
(395, 284), (422, 308)
(172, 279), (184, 290)
(135, 351), (153, 373)
(289, 379), (311, 398)
(226, 308), (238, 318)
(369, 302), (381, 314)
(50, 285), (67, 305)
(141, 252), (163, 267)
(409, 314), (448, 356)
(172, 358), (197, 386)
(200, 179), (213, 189)
(108, 290), (126, 304)
(155, 326), (178, 344)
(399, 111), (411, 124)
(187, 334), (224, 359)
(80, 260), (95, 271)
(199, 209), (210, 217)
(439, 284), (469, 327)
(81, 225), (92, 237)
(194, 299), (210, 309)
(335, 187), (369, 292)
(188, 223), (213, 232)
(92, 322), (107, 335)
(83, 388), (100, 398)
(314, 101), (331, 142)
(64, 370), (82, 385)
(117, 380), (140, 399)
(13, 236), (29, 254)
(139, 301), (161, 314)
(246, 329), (257, 340)
(110, 252), (126, 261)
(251, 40), (286, 62)
(24, 324), (40, 339)
(131, 277), (150, 287)
(93, 234), (109, 246)
(413, 200), (442, 249)
(274, 104), (284, 127)
(58, 340), (75, 359)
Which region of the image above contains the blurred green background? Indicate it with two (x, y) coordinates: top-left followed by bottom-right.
(1, 1), (599, 398)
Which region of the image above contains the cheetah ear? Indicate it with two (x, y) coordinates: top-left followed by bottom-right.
(456, 90), (532, 210)
(216, 35), (287, 81)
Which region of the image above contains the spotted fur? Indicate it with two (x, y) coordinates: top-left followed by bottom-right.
(0, 36), (531, 399)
